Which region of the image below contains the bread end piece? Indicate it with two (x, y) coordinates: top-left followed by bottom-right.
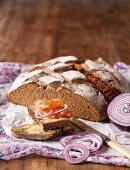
(11, 124), (74, 141)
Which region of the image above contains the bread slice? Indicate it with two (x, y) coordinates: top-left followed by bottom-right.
(40, 118), (72, 131)
(28, 107), (72, 131)
(11, 124), (74, 140)
(8, 56), (129, 122)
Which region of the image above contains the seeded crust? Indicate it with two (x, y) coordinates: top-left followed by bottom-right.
(8, 83), (107, 121)
(11, 124), (74, 140)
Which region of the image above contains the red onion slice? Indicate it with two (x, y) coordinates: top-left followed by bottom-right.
(43, 104), (67, 117)
(107, 93), (130, 127)
(34, 109), (47, 119)
(74, 135), (102, 152)
(35, 104), (67, 119)
(63, 143), (90, 164)
(60, 133), (103, 153)
(60, 135), (81, 146)
(113, 132), (130, 145)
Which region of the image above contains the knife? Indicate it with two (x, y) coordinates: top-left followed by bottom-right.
(70, 117), (130, 159)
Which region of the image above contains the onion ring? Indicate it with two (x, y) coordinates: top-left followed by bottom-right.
(113, 132), (130, 145)
(107, 93), (130, 128)
(35, 104), (67, 119)
(63, 143), (90, 164)
(60, 133), (103, 153)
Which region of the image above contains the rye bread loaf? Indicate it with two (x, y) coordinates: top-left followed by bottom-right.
(8, 56), (129, 122)
(11, 124), (74, 140)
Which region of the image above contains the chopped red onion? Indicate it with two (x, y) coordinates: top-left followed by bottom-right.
(107, 93), (130, 128)
(63, 143), (90, 164)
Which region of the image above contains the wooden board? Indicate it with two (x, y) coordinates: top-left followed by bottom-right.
(0, 0), (130, 169)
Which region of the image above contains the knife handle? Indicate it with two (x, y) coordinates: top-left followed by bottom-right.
(70, 117), (130, 159)
(107, 140), (130, 159)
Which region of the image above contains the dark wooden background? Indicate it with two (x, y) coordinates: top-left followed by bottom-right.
(0, 0), (130, 65)
(0, 0), (130, 170)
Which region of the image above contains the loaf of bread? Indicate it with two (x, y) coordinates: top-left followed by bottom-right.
(8, 56), (129, 122)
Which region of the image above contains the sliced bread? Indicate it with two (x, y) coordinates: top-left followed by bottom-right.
(11, 124), (74, 140)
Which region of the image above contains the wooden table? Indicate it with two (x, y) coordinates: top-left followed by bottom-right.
(0, 0), (130, 169)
